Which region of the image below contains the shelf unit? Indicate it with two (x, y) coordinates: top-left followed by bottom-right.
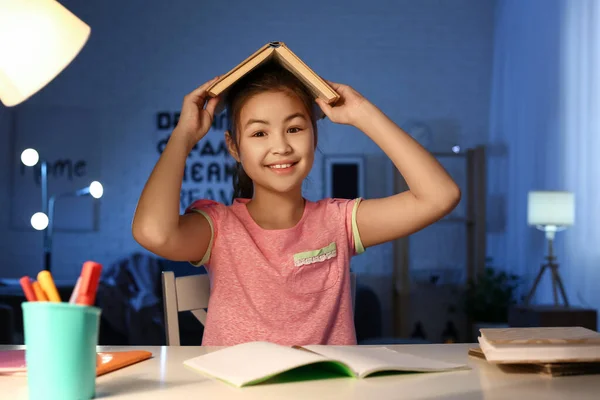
(392, 146), (487, 340)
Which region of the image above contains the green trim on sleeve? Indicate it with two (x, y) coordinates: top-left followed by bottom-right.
(352, 198), (365, 254)
(188, 209), (214, 267)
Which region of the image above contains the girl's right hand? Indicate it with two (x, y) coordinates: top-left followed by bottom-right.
(172, 76), (221, 149)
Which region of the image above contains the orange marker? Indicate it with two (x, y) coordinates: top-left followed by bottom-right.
(32, 281), (48, 301)
(77, 261), (102, 306)
(19, 276), (37, 302)
(37, 271), (61, 302)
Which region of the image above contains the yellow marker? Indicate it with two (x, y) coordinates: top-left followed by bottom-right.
(32, 281), (48, 302)
(37, 271), (61, 302)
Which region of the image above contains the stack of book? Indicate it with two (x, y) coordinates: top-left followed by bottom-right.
(470, 326), (600, 377)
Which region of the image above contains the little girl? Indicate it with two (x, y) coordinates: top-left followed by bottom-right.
(132, 63), (460, 346)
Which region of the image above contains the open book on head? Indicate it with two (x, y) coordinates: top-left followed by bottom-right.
(183, 341), (469, 387)
(207, 41), (339, 117)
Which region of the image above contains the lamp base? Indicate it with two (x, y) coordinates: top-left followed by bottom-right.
(524, 259), (570, 307)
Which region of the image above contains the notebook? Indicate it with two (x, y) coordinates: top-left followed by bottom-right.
(0, 350), (26, 374)
(0, 350), (152, 376)
(478, 326), (600, 363)
(183, 341), (469, 387)
(207, 41), (340, 116)
(96, 350), (153, 376)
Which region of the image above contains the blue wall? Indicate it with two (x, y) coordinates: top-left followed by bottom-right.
(0, 0), (495, 321)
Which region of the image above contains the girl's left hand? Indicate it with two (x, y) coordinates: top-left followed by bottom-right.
(316, 80), (370, 126)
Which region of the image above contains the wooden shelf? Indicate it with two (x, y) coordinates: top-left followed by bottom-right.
(392, 146), (487, 339)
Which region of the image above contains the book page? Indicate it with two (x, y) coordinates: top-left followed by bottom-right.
(303, 346), (468, 378)
(183, 341), (339, 387)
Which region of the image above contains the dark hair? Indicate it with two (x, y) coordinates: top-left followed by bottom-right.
(225, 62), (320, 201)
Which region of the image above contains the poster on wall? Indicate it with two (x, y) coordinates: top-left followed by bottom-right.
(10, 105), (103, 231)
(323, 155), (365, 199)
(153, 110), (236, 212)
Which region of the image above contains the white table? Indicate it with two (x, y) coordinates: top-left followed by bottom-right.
(1, 344), (599, 399)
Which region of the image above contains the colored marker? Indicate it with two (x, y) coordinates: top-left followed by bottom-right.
(76, 261), (102, 306)
(37, 270), (61, 302)
(19, 276), (37, 302)
(69, 277), (82, 304)
(32, 281), (48, 302)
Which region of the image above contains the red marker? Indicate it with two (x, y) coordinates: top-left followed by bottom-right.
(76, 261), (102, 306)
(19, 276), (37, 302)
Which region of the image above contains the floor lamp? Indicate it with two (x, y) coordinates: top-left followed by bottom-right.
(525, 191), (575, 307)
(21, 148), (103, 272)
(0, 0), (91, 272)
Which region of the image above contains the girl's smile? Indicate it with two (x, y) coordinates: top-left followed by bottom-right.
(228, 90), (316, 195)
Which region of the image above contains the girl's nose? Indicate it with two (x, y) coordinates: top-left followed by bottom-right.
(271, 133), (292, 155)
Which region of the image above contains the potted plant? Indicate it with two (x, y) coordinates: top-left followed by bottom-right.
(463, 259), (521, 340)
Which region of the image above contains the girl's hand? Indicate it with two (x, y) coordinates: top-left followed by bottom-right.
(315, 80), (370, 126)
(172, 76), (221, 149)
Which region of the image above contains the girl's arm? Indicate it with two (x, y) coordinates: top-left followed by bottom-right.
(132, 77), (221, 260)
(352, 102), (460, 248)
(132, 134), (212, 261)
(317, 83), (461, 248)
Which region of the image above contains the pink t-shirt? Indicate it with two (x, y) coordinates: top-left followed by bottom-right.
(185, 197), (365, 346)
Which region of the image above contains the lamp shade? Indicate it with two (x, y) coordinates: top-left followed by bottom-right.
(527, 191), (575, 226)
(0, 0), (91, 106)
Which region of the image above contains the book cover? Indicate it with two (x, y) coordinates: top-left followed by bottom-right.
(207, 41), (339, 117)
(469, 346), (600, 377)
(480, 327), (600, 345)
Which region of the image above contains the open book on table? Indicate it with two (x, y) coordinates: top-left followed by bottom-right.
(183, 341), (469, 387)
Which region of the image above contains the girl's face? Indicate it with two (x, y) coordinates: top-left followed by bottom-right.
(228, 90), (315, 196)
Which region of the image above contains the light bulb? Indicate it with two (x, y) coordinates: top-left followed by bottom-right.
(89, 181), (103, 199)
(452, 145), (461, 154)
(31, 212), (48, 230)
(21, 148), (39, 166)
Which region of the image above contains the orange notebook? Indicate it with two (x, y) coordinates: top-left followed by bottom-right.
(0, 350), (152, 376)
(96, 350), (153, 376)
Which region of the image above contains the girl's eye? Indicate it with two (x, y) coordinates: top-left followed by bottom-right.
(288, 127), (302, 133)
(252, 131), (266, 137)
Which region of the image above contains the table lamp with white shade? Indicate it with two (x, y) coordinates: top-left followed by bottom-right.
(0, 0), (91, 106)
(525, 191), (575, 306)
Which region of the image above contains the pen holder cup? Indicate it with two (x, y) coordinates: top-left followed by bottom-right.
(22, 302), (101, 400)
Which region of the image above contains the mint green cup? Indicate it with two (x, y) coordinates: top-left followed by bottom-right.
(22, 302), (101, 400)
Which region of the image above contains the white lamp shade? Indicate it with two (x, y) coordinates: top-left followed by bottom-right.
(0, 0), (91, 106)
(527, 191), (575, 226)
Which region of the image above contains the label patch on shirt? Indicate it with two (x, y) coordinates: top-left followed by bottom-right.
(293, 242), (337, 267)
